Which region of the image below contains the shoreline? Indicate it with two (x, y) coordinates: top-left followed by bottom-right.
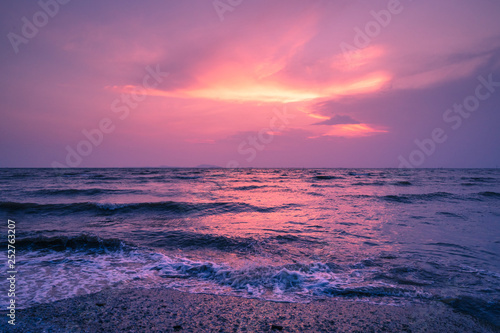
(1, 288), (497, 332)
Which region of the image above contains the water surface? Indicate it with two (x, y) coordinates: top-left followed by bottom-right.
(0, 168), (499, 323)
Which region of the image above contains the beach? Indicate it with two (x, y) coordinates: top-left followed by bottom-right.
(2, 288), (497, 332)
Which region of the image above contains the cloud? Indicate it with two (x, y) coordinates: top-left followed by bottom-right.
(321, 124), (387, 138)
(313, 114), (360, 126)
(2, 0), (500, 167)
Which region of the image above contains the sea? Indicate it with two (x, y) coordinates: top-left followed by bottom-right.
(0, 168), (499, 326)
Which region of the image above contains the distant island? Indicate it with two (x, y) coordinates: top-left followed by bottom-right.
(150, 165), (222, 168)
(194, 164), (222, 168)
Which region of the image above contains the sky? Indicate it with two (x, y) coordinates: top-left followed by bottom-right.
(1, 0), (500, 168)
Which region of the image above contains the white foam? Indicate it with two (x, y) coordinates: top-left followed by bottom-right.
(2, 249), (427, 309)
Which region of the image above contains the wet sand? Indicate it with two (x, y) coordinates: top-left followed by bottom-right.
(1, 288), (497, 332)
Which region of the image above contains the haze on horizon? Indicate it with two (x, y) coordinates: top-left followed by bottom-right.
(1, 0), (500, 168)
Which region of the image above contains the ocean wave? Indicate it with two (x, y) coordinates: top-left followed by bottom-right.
(10, 231), (325, 254)
(313, 175), (345, 180)
(9, 241), (497, 327)
(0, 200), (287, 216)
(3, 172), (32, 179)
(130, 170), (162, 175)
(373, 266), (441, 287)
(478, 191), (500, 199)
(381, 192), (455, 203)
(321, 285), (425, 298)
(436, 211), (466, 219)
(3, 234), (130, 253)
(445, 296), (500, 328)
(310, 183), (345, 188)
(392, 181), (412, 186)
(461, 177), (497, 183)
(352, 182), (385, 186)
(9, 248), (428, 309)
(152, 260), (429, 301)
(31, 188), (141, 196)
(175, 175), (201, 180)
(89, 174), (122, 180)
(426, 242), (470, 251)
(271, 234), (324, 244)
(306, 191), (324, 196)
(347, 172), (372, 177)
(232, 185), (267, 191)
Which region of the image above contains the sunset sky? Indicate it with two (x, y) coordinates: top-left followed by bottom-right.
(1, 0), (500, 167)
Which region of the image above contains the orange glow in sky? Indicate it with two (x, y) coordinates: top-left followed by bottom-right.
(321, 124), (388, 138)
(109, 71), (390, 104)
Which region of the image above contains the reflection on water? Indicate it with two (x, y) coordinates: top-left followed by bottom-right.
(0, 168), (499, 323)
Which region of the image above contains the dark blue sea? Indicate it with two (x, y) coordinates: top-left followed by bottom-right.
(1, 168), (499, 325)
